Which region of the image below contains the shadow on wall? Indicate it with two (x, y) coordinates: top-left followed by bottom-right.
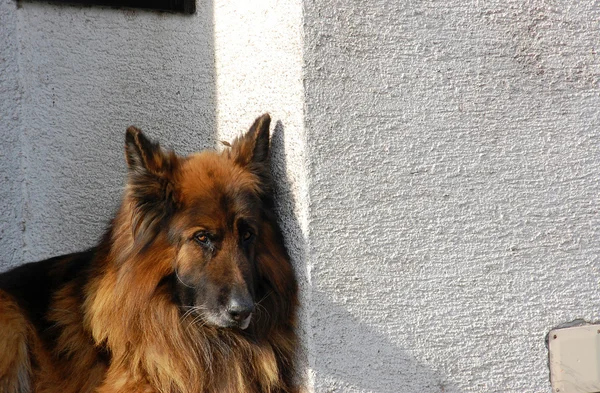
(270, 122), (459, 393)
(270, 121), (311, 387)
(12, 0), (217, 263)
(309, 291), (457, 393)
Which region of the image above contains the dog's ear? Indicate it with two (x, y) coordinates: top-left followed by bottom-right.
(125, 127), (179, 244)
(229, 114), (271, 186)
(125, 126), (171, 175)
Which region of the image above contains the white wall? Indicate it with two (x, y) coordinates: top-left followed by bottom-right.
(303, 0), (600, 392)
(2, 0), (600, 392)
(0, 0), (24, 267)
(14, 1), (217, 262)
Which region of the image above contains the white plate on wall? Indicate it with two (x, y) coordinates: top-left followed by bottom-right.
(548, 324), (600, 393)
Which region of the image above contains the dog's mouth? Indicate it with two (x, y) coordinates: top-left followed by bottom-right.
(238, 314), (252, 330)
(218, 310), (252, 330)
(186, 307), (252, 330)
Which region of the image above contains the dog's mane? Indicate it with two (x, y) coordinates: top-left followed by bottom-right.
(79, 203), (296, 393)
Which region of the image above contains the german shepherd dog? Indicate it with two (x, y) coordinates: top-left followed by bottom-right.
(0, 114), (299, 393)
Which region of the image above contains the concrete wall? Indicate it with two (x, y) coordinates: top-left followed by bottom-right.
(210, 1), (310, 384)
(303, 1), (600, 392)
(0, 0), (24, 268)
(2, 0), (600, 392)
(14, 0), (217, 262)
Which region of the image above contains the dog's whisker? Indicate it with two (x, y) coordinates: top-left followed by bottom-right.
(256, 291), (273, 306)
(254, 302), (271, 323)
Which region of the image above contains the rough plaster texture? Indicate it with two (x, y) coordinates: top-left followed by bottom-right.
(0, 0), (24, 268)
(2, 0), (600, 392)
(14, 0), (217, 262)
(303, 0), (600, 392)
(0, 0), (310, 385)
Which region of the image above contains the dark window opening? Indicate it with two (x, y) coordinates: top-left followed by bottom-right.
(19, 0), (195, 14)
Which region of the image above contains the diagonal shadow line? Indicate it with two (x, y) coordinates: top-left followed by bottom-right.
(271, 121), (460, 393)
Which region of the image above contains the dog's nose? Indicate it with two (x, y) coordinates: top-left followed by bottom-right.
(227, 297), (254, 323)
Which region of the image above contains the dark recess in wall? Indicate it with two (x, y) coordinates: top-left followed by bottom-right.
(17, 0), (195, 14)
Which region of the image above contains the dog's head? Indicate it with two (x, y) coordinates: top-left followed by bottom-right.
(123, 114), (290, 330)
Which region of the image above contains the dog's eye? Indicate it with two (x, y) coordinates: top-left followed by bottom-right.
(242, 231), (254, 242)
(194, 232), (210, 246)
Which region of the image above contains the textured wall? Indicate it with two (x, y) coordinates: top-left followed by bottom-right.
(15, 1), (216, 262)
(0, 0), (24, 268)
(303, 1), (600, 392)
(3, 0), (600, 392)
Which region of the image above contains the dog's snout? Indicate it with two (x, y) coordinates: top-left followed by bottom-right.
(227, 296), (254, 323)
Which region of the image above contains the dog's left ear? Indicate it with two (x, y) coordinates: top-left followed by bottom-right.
(229, 113), (272, 184)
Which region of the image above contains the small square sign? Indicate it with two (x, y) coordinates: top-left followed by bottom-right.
(548, 324), (600, 393)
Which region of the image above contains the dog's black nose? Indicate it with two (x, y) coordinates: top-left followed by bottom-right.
(227, 297), (254, 323)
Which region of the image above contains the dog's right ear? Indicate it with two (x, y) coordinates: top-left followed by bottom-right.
(126, 126), (168, 175)
(124, 127), (179, 243)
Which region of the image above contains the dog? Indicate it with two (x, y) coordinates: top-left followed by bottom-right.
(0, 114), (299, 393)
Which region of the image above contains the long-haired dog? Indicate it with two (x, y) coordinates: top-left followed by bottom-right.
(0, 114), (299, 393)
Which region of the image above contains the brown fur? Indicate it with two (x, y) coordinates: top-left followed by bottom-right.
(0, 114), (299, 393)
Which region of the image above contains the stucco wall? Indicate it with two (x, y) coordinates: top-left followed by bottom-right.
(14, 1), (217, 262)
(303, 0), (600, 392)
(210, 0), (310, 384)
(0, 0), (24, 268)
(2, 0), (600, 392)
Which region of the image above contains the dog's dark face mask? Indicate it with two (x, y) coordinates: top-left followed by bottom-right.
(170, 186), (261, 330)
